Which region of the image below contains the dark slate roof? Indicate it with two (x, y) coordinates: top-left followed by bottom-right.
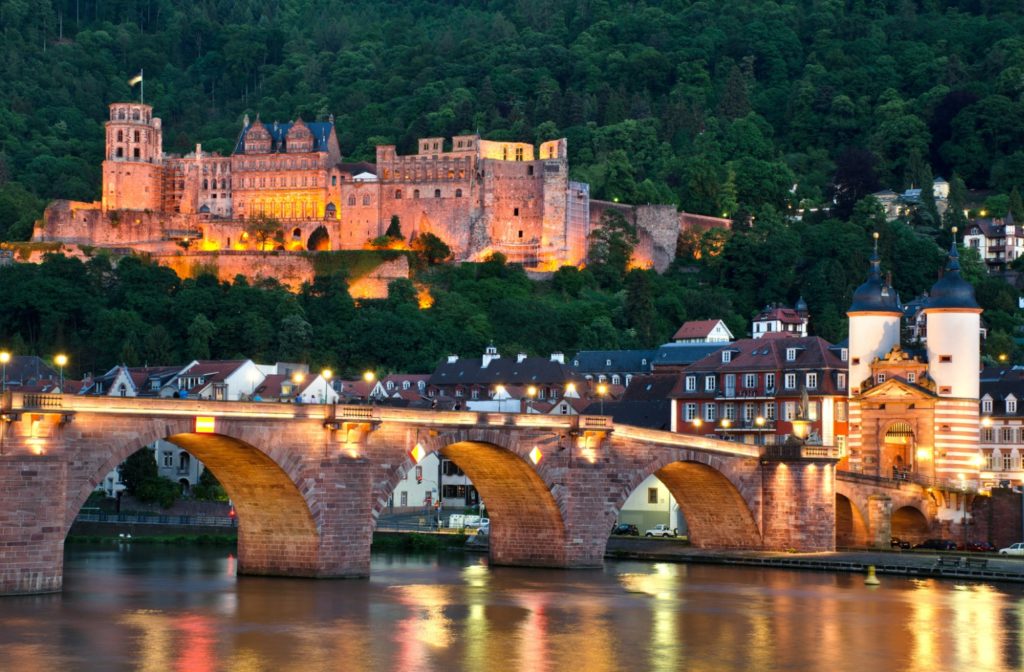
(849, 242), (901, 314)
(622, 374), (678, 401)
(571, 350), (657, 374)
(429, 356), (584, 387)
(927, 240), (980, 310)
(652, 343), (726, 367)
(980, 371), (1024, 417)
(234, 120), (334, 154)
(579, 399), (671, 430)
(1, 356), (58, 386)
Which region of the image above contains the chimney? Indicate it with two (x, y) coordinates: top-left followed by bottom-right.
(447, 355), (459, 364)
(482, 345), (500, 368)
(550, 352), (565, 364)
(517, 353), (528, 363)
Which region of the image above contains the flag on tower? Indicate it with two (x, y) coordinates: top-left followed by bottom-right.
(128, 72), (143, 87)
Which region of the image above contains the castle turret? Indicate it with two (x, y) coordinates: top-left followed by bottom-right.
(101, 102), (164, 211)
(847, 233), (902, 395)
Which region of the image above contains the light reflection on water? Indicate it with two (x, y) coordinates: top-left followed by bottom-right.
(0, 547), (1020, 671)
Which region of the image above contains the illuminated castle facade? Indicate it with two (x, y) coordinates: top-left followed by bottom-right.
(40, 101), (606, 268)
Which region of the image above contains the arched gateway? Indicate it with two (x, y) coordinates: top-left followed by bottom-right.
(0, 394), (839, 595)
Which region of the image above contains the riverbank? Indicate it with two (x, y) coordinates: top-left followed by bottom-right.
(605, 537), (1024, 583)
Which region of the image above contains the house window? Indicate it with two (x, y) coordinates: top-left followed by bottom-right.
(723, 403), (736, 420)
(400, 491), (408, 507)
(685, 376), (697, 392)
(836, 401), (847, 421)
(786, 348), (797, 361)
(648, 488), (659, 504)
(907, 372), (916, 383)
(765, 402), (776, 420)
(837, 373), (846, 390)
(1008, 399), (1018, 413)
(765, 373), (776, 390)
(982, 399), (993, 413)
(806, 373), (818, 389)
(434, 189), (441, 198)
(836, 435), (846, 455)
(784, 373), (796, 389)
(612, 375), (621, 385)
(722, 351), (732, 363)
(840, 349), (848, 362)
(807, 401), (818, 421)
(940, 386), (952, 395)
(684, 403), (697, 421)
(471, 389), (479, 400)
(743, 402), (756, 421)
(783, 402), (797, 421)
(744, 374), (757, 389)
(704, 403), (717, 422)
(982, 428), (995, 442)
(852, 357), (860, 366)
(1005, 453), (1014, 471)
(1002, 427), (1015, 443)
(704, 375), (716, 392)
(876, 373), (886, 384)
(163, 452), (173, 467)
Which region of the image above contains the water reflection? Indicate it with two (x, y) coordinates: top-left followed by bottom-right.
(0, 547), (1019, 671)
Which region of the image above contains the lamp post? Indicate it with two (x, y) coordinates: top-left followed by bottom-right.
(495, 384), (506, 413)
(363, 370), (376, 405)
(526, 385), (537, 414)
(291, 371), (305, 401)
(0, 350), (9, 395)
(54, 354), (68, 393)
(321, 368), (333, 404)
(597, 382), (608, 415)
(755, 415), (766, 446)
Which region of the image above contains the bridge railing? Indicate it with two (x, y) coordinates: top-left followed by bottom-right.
(837, 469), (981, 494)
(763, 444), (841, 461)
(21, 393), (62, 409)
(74, 512), (238, 528)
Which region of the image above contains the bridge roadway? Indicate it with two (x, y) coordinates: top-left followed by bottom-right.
(0, 392), (844, 595)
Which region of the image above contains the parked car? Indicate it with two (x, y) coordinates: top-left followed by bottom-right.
(890, 537), (911, 549)
(964, 541), (996, 552)
(999, 542), (1024, 556)
(913, 538), (958, 551)
(464, 517), (489, 529)
(611, 523), (640, 536)
(644, 524), (678, 538)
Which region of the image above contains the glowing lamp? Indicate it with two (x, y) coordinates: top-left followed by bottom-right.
(0, 352), (9, 365)
(721, 418), (732, 429)
(982, 416), (993, 428)
(915, 447), (931, 461)
(790, 419), (811, 441)
(195, 416), (216, 434)
(409, 442), (426, 464)
(755, 416), (765, 427)
(692, 418), (703, 429)
(527, 386), (537, 398)
(529, 446), (543, 465)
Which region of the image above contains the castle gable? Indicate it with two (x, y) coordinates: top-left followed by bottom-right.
(236, 119), (335, 155)
(857, 377), (937, 402)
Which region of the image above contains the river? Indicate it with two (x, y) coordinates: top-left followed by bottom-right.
(0, 545), (1021, 671)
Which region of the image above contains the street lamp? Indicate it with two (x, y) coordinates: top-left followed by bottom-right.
(495, 384), (506, 413)
(526, 385), (537, 414)
(692, 418), (703, 431)
(291, 371), (305, 401)
(54, 354), (68, 393)
(363, 370), (375, 404)
(597, 382), (608, 415)
(321, 368), (333, 404)
(0, 351), (9, 395)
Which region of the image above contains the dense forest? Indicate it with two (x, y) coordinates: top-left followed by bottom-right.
(1, 0), (1023, 374)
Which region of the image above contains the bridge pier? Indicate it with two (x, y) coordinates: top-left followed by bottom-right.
(0, 456), (67, 595)
(760, 459), (836, 551)
(867, 495), (892, 549)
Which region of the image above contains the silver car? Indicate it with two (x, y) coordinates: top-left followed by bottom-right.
(999, 542), (1024, 556)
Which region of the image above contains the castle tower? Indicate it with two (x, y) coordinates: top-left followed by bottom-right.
(846, 233), (902, 471)
(847, 233), (902, 395)
(101, 102), (164, 211)
(924, 229), (982, 479)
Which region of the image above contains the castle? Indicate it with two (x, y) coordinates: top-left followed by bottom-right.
(35, 102), (700, 271)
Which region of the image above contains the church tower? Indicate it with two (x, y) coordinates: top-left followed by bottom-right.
(924, 228), (982, 479)
(101, 102), (164, 211)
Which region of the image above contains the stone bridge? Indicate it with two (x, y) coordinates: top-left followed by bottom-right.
(0, 393), (841, 595)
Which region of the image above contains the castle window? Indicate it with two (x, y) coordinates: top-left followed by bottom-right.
(515, 147), (524, 161)
(434, 189), (441, 198)
(202, 179), (208, 190)
(221, 179), (227, 189)
(459, 170), (465, 179)
(395, 189), (402, 199)
(514, 208), (520, 216)
(413, 189), (420, 199)
(134, 130), (140, 142)
(448, 170), (454, 179)
(433, 142), (439, 150)
(362, 195), (371, 206)
(133, 148), (140, 158)
(332, 175), (337, 186)
(527, 165), (534, 176)
(132, 110), (140, 120)
(117, 130), (123, 141)
(455, 189), (462, 198)
(292, 228), (301, 240)
(348, 196), (356, 206)
(939, 355), (952, 363)
(518, 230), (523, 238)
(116, 148), (124, 158)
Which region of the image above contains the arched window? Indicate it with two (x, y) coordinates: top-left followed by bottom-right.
(395, 189), (402, 199)
(413, 189), (420, 199)
(434, 189), (441, 198)
(362, 195), (371, 206)
(132, 109), (140, 120)
(348, 195), (357, 206)
(612, 375), (621, 385)
(455, 189), (462, 198)
(116, 148), (124, 158)
(133, 148), (140, 158)
(117, 130), (123, 141)
(448, 170), (454, 179)
(202, 179), (208, 190)
(220, 179), (227, 189)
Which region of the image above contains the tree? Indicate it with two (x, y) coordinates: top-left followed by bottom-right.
(411, 232), (451, 265)
(119, 449), (158, 496)
(385, 215), (403, 240)
(588, 210), (638, 290)
(245, 215), (283, 252)
(187, 314), (216, 359)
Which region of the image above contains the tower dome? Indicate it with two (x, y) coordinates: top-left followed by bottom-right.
(926, 232), (979, 310)
(848, 233), (900, 315)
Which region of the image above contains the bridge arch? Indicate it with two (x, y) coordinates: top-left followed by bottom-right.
(614, 451), (762, 550)
(66, 418), (328, 577)
(835, 493), (869, 548)
(380, 429), (570, 567)
(892, 504), (929, 541)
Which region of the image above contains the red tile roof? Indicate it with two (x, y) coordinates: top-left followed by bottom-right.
(672, 319), (724, 341)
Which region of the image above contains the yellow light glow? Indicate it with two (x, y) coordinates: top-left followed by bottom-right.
(363, 371), (376, 383)
(597, 383), (608, 396)
(982, 416), (993, 428)
(321, 368), (333, 381)
(194, 416), (216, 434)
(529, 446), (543, 464)
(0, 351), (9, 364)
(54, 354), (68, 367)
(693, 418), (703, 428)
(916, 447), (931, 461)
(565, 383), (577, 395)
(416, 285), (434, 309)
(527, 385), (537, 398)
(755, 416), (765, 427)
(973, 455), (985, 468)
(721, 418), (732, 429)
(410, 442), (426, 463)
(292, 372), (305, 385)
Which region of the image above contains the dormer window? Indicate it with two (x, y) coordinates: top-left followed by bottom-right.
(1008, 398), (1018, 413)
(840, 348), (848, 362)
(982, 398), (992, 413)
(606, 359), (612, 366)
(837, 373), (846, 390)
(786, 348), (797, 362)
(722, 351), (732, 363)
(685, 375), (697, 392)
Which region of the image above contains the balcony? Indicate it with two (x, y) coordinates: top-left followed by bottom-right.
(718, 419), (777, 432)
